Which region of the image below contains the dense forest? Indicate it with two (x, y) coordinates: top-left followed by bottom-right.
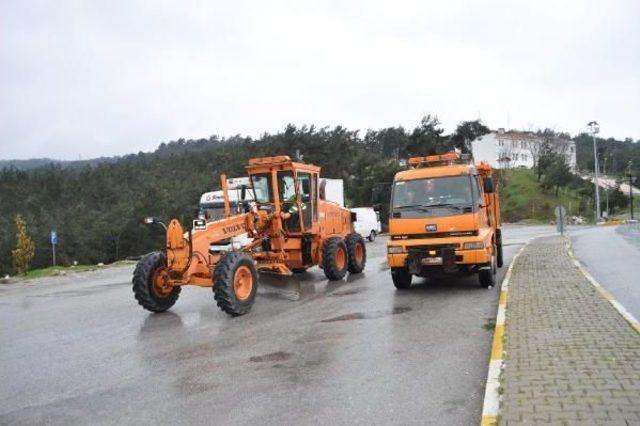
(1, 116), (638, 275)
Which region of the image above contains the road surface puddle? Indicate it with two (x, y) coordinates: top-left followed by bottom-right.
(249, 351), (293, 363)
(321, 306), (412, 322)
(329, 287), (366, 297)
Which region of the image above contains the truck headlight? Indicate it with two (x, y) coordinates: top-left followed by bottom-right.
(463, 241), (485, 250)
(387, 246), (403, 254)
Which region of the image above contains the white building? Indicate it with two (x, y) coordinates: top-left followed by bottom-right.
(471, 129), (576, 171)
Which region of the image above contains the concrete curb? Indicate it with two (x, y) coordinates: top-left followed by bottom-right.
(479, 243), (528, 426)
(566, 238), (640, 335)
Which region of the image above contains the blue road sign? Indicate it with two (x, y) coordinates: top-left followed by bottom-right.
(50, 231), (57, 245)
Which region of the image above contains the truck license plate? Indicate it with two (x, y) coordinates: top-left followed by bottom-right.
(421, 257), (443, 265)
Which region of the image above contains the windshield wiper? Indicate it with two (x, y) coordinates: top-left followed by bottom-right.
(421, 203), (463, 210)
(394, 204), (430, 210)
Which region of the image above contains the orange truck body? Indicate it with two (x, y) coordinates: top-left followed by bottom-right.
(386, 152), (502, 287)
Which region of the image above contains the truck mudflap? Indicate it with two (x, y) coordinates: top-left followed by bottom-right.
(406, 247), (457, 274)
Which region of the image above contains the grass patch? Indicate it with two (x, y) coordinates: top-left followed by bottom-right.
(500, 169), (593, 223)
(21, 265), (98, 280)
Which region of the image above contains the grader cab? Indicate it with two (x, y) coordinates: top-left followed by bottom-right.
(133, 156), (367, 316)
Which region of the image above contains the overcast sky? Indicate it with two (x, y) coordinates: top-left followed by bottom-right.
(1, 0), (639, 160)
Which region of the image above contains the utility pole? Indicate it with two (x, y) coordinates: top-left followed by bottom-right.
(604, 156), (609, 218)
(629, 160), (635, 220)
(588, 121), (601, 221)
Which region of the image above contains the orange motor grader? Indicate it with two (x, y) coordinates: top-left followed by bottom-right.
(132, 155), (367, 316)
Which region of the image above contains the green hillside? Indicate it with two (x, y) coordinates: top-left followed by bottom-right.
(499, 168), (626, 223)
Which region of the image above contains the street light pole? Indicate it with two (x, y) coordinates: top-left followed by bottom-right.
(588, 121), (601, 221)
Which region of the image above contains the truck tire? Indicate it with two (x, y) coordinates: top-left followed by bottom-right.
(368, 230), (377, 242)
(346, 233), (366, 273)
(479, 245), (497, 288)
(496, 230), (504, 268)
(213, 252), (258, 316)
(392, 268), (412, 289)
(322, 237), (348, 280)
(132, 251), (181, 313)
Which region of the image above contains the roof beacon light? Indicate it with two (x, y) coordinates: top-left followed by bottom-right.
(407, 152), (471, 168)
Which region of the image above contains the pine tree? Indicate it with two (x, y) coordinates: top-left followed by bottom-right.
(12, 214), (35, 275)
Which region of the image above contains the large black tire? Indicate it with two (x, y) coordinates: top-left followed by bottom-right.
(368, 230), (377, 242)
(132, 251), (181, 313)
(322, 237), (348, 280)
(345, 233), (367, 274)
(392, 268), (412, 289)
(479, 245), (497, 288)
(496, 230), (504, 268)
(213, 252), (258, 317)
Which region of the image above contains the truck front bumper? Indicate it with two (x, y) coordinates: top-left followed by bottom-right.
(387, 237), (492, 272)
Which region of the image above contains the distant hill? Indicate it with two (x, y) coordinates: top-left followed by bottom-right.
(0, 156), (121, 171)
(0, 158), (62, 170)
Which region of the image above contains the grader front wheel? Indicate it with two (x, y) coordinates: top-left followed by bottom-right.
(132, 251), (181, 313)
(213, 252), (258, 316)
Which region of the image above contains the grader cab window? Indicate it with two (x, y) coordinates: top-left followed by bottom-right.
(250, 174), (273, 204)
(278, 171), (301, 232)
(297, 172), (313, 229)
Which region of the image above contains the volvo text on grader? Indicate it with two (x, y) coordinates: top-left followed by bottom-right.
(132, 156), (367, 316)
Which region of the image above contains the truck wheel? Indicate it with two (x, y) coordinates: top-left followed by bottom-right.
(479, 245), (497, 288)
(322, 237), (348, 280)
(392, 268), (412, 289)
(132, 251), (181, 313)
(368, 230), (377, 242)
(214, 252), (258, 316)
(346, 233), (367, 273)
(496, 242), (504, 268)
(496, 230), (504, 268)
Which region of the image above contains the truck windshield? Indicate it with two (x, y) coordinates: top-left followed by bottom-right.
(391, 175), (476, 217)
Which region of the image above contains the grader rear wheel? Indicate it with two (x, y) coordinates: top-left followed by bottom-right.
(322, 237), (348, 280)
(346, 233), (366, 273)
(213, 252), (258, 316)
(132, 251), (181, 313)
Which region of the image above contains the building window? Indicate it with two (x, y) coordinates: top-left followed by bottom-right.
(513, 153), (519, 161)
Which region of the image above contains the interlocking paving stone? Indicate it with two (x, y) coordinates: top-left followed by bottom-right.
(500, 236), (640, 425)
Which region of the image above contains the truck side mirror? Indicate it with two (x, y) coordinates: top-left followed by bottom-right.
(483, 177), (494, 194)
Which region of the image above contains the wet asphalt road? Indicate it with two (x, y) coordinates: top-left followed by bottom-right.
(1, 225), (557, 425)
(570, 223), (640, 318)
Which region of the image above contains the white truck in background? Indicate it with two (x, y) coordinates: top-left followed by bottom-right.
(320, 178), (344, 207)
(351, 207), (382, 242)
(199, 177), (254, 251)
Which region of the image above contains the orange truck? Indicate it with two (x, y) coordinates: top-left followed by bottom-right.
(386, 152), (502, 289)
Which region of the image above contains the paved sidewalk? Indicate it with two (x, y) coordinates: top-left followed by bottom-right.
(500, 236), (640, 424)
